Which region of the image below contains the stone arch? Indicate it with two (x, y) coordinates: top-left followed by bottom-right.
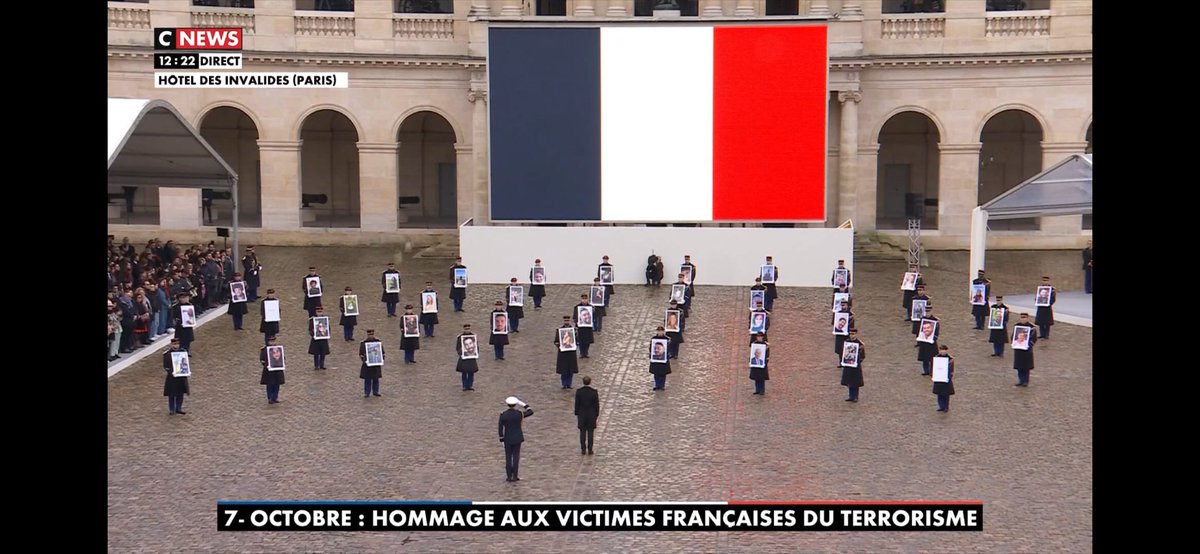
(299, 109), (361, 228)
(979, 108), (1045, 230)
(975, 104), (1051, 146)
(197, 105), (262, 226)
(396, 110), (460, 227)
(293, 104), (364, 142)
(875, 111), (942, 230)
(875, 105), (947, 146)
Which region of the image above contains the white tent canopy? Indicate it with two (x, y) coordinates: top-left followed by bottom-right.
(970, 154), (1092, 278)
(108, 98), (240, 254)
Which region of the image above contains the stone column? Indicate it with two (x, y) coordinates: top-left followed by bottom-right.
(733, 0), (755, 16)
(159, 188), (201, 229)
(700, 0), (724, 16)
(809, 0), (829, 17)
(500, 0), (523, 16)
(257, 140), (302, 230)
(605, 0), (632, 17)
(574, 0), (596, 16)
(837, 90), (861, 227)
(357, 142), (399, 231)
(468, 86), (489, 225)
(1040, 141), (1090, 240)
(937, 143), (983, 240)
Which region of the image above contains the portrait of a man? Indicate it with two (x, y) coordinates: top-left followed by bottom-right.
(1012, 327), (1031, 350)
(307, 277), (322, 297)
(833, 314), (849, 336)
(230, 281), (247, 303)
(365, 342), (383, 366)
(988, 307), (1005, 329)
(749, 343), (767, 368)
(267, 346), (285, 370)
(492, 312), (508, 334)
(834, 268), (849, 287)
(971, 284), (987, 306)
(671, 284), (686, 304)
(461, 335), (479, 359)
(531, 267), (545, 284)
(900, 272), (918, 291)
(750, 290), (765, 310)
(402, 314), (419, 337)
(917, 319), (937, 344)
(911, 299), (927, 321)
(650, 339), (669, 363)
(578, 306), (593, 328)
(599, 267), (614, 285)
(832, 292), (850, 311)
(680, 265), (693, 284)
(1035, 286), (1052, 307)
(761, 265), (776, 284)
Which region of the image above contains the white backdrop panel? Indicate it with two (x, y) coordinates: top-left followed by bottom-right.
(459, 226), (853, 288)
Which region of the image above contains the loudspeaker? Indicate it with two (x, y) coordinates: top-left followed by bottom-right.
(216, 227), (230, 238)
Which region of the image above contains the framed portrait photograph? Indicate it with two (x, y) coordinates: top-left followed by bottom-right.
(508, 286), (524, 307)
(453, 267), (468, 289)
(749, 289), (765, 311)
(577, 305), (594, 328)
(384, 274), (401, 294)
(840, 342), (860, 368)
(970, 284), (987, 306)
(910, 299), (927, 321)
(671, 284), (687, 304)
(421, 291), (438, 314)
(492, 311), (509, 335)
(664, 309), (681, 332)
(306, 276), (323, 298)
(680, 265), (693, 284)
(916, 318), (938, 344)
(599, 266), (614, 285)
(365, 341), (384, 367)
(460, 334), (479, 359)
(932, 357), (950, 383)
(312, 316), (331, 340)
(402, 314), (420, 338)
(180, 305), (197, 328)
(1035, 286), (1053, 307)
(900, 272), (918, 291)
(229, 281), (248, 303)
(263, 299), (281, 323)
(558, 327), (578, 352)
(832, 312), (850, 336)
(266, 345), (286, 371)
(760, 264), (776, 284)
(749, 343), (767, 368)
(590, 286), (606, 307)
(1012, 326), (1032, 350)
(531, 266), (546, 284)
(171, 351), (191, 377)
(650, 338), (669, 363)
(832, 292), (850, 312)
(342, 294), (359, 316)
(988, 307), (1006, 330)
(748, 311), (768, 335)
(834, 268), (849, 287)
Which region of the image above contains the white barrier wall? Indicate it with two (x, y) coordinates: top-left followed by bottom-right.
(459, 226), (853, 288)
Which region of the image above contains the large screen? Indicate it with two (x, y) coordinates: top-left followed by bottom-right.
(488, 23), (827, 222)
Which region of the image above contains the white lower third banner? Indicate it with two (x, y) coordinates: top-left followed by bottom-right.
(154, 72), (349, 88)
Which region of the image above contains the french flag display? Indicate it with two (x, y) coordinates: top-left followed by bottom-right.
(489, 24), (828, 222)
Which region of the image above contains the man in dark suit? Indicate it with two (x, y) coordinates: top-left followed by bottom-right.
(574, 376), (600, 455)
(498, 397), (534, 482)
(1081, 240), (1093, 294)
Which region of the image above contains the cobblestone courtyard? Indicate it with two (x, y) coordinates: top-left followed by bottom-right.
(108, 246), (1092, 552)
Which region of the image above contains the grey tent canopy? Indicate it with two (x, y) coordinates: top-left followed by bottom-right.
(108, 98), (237, 188)
(980, 154), (1092, 220)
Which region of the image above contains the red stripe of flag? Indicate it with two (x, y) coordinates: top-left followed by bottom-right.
(712, 26), (827, 221)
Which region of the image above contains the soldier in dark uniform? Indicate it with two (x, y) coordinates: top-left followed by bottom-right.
(1035, 276), (1056, 339)
(308, 305), (330, 370)
(833, 300), (854, 360)
(645, 254), (657, 286)
(749, 333), (770, 395)
(841, 328), (865, 402)
(555, 316), (579, 389)
(227, 272), (248, 330)
(455, 324), (478, 391)
(163, 337), (189, 415)
(572, 295), (595, 359)
(831, 259), (852, 288)
(400, 304), (420, 363)
(651, 254), (664, 286)
(666, 300), (686, 359)
(419, 281), (439, 337)
(916, 305), (939, 376)
(649, 326), (672, 391)
(671, 273), (691, 318)
(910, 285), (930, 335)
(590, 277), (607, 332)
(901, 263), (925, 321)
(260, 335), (284, 404)
(747, 306), (768, 345)
(171, 291), (195, 352)
(489, 301), (510, 360)
(574, 376), (599, 455)
(763, 255), (780, 311)
(259, 289), (280, 346)
(241, 246), (261, 300)
(339, 286), (357, 342)
(971, 269), (992, 330)
(529, 259), (546, 309)
(597, 255), (615, 306)
(989, 295), (1010, 357)
(499, 397), (534, 482)
(1082, 240), (1093, 294)
(505, 277), (523, 332)
(301, 266), (322, 317)
(449, 256), (467, 312)
(681, 255), (697, 298)
(932, 345), (955, 412)
(359, 329), (384, 398)
(381, 262), (401, 317)
(1012, 313), (1039, 386)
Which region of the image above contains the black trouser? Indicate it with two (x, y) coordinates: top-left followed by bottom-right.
(120, 320), (134, 351)
(579, 429), (594, 452)
(504, 443), (521, 479)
